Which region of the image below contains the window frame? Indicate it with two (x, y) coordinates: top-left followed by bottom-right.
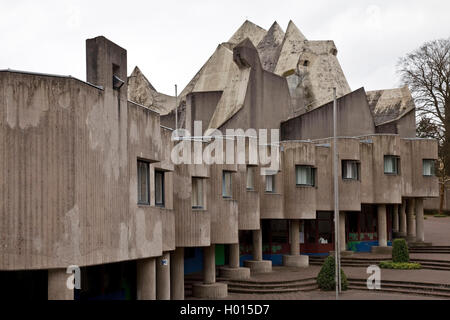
(137, 159), (150, 205)
(423, 159), (436, 177)
(246, 165), (255, 191)
(265, 174), (276, 193)
(384, 155), (400, 175)
(192, 177), (204, 209)
(155, 170), (165, 207)
(295, 165), (316, 187)
(222, 171), (232, 198)
(341, 160), (360, 181)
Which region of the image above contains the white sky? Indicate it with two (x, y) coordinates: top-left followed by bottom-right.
(1, 0), (449, 95)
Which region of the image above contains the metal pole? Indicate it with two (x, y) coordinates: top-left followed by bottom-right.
(175, 84), (178, 132)
(333, 87), (341, 298)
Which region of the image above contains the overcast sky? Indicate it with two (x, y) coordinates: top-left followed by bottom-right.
(1, 0), (449, 95)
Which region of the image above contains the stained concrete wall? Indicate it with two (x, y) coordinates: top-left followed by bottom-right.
(281, 88), (376, 141)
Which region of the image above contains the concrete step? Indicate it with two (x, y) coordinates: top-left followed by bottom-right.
(228, 281), (317, 290)
(348, 280), (450, 299)
(226, 277), (317, 286)
(228, 284), (319, 294)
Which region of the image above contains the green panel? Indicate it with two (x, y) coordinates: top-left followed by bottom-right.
(215, 244), (225, 266)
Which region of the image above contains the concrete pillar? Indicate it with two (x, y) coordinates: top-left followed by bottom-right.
(156, 252), (170, 300)
(137, 258), (156, 300)
(170, 247), (184, 300)
(415, 198), (425, 242)
(203, 245), (216, 284)
(407, 198), (416, 239)
(252, 229), (263, 261)
(229, 243), (240, 268)
(290, 220), (300, 256)
(48, 268), (74, 300)
(393, 204), (399, 232)
(339, 212), (346, 252)
(377, 205), (387, 247)
(399, 199), (407, 236)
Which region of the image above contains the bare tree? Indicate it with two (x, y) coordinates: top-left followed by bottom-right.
(398, 38), (450, 214)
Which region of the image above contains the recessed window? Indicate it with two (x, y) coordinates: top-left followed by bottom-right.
(342, 160), (360, 180)
(246, 166), (255, 190)
(192, 177), (204, 208)
(137, 160), (150, 205)
(155, 170), (165, 207)
(222, 171), (232, 198)
(296, 165), (316, 186)
(265, 174), (276, 192)
(384, 155), (400, 175)
(423, 159), (436, 176)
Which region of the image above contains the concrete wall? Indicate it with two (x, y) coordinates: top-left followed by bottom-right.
(280, 88), (376, 141)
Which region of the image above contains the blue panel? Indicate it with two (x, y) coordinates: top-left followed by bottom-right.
(184, 248), (203, 274)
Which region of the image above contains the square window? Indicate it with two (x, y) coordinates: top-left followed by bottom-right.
(137, 160), (150, 205)
(423, 159), (436, 176)
(342, 160), (360, 180)
(384, 155), (400, 175)
(295, 165), (316, 186)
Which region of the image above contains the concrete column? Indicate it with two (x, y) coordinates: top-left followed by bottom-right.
(252, 229), (263, 261)
(290, 220), (300, 256)
(415, 198), (425, 242)
(229, 243), (240, 268)
(407, 198), (416, 239)
(170, 247), (184, 300)
(137, 258), (156, 300)
(48, 268), (74, 300)
(339, 212), (346, 252)
(393, 204), (399, 232)
(399, 199), (407, 236)
(377, 205), (387, 247)
(203, 245), (216, 284)
(156, 252), (170, 300)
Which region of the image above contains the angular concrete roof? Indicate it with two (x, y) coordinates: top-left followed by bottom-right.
(228, 20), (267, 47)
(127, 66), (176, 115)
(256, 21), (285, 73)
(366, 86), (415, 125)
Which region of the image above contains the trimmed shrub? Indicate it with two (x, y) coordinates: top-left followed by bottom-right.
(317, 256), (348, 291)
(379, 261), (421, 269)
(392, 238), (409, 263)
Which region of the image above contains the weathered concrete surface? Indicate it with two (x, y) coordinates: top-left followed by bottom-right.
(48, 268), (74, 300)
(219, 267), (251, 280)
(137, 258), (156, 300)
(282, 255), (309, 267)
(192, 282), (228, 299)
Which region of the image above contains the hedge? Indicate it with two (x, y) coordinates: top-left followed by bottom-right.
(379, 261), (422, 269)
(317, 256), (348, 291)
(392, 238), (409, 263)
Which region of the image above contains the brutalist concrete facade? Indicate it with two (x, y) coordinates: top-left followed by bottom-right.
(0, 20), (439, 300)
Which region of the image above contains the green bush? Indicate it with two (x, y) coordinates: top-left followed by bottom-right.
(317, 256), (348, 291)
(379, 261), (421, 269)
(392, 238), (409, 263)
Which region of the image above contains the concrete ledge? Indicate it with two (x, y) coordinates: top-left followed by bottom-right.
(219, 267), (251, 280)
(192, 282), (228, 299)
(244, 260), (272, 273)
(371, 246), (393, 254)
(282, 255), (309, 267)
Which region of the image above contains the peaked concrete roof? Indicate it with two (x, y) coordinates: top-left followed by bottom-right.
(274, 20), (307, 76)
(127, 66), (176, 115)
(256, 21), (285, 73)
(228, 20), (267, 47)
(366, 86), (415, 125)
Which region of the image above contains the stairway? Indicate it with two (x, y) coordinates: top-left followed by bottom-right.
(309, 256), (450, 271)
(226, 277), (318, 294)
(348, 278), (450, 299)
(409, 246), (450, 254)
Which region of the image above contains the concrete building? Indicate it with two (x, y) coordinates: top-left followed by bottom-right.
(0, 20), (439, 300)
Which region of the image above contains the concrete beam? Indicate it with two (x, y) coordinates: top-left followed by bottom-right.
(377, 204), (387, 247)
(415, 198), (425, 242)
(407, 198), (416, 241)
(203, 245), (216, 284)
